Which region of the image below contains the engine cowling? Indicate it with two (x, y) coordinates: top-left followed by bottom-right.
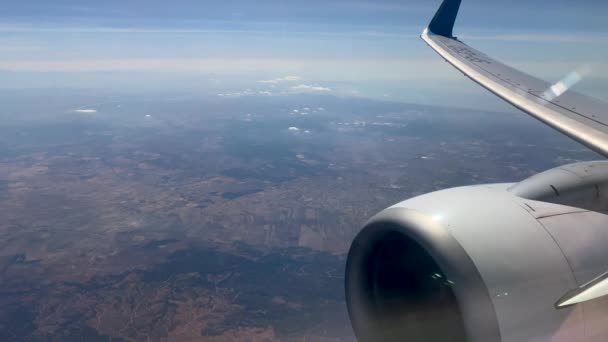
(346, 162), (608, 342)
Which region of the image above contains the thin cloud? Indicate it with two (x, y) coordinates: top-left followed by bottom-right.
(0, 24), (420, 41)
(0, 24), (272, 34)
(462, 33), (608, 44)
(75, 109), (97, 113)
(0, 43), (41, 53)
(0, 58), (462, 82)
(288, 126), (300, 131)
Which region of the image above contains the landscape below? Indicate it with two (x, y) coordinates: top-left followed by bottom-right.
(0, 89), (598, 341)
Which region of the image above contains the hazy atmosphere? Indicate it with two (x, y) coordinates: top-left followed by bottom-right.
(2, 0), (608, 107)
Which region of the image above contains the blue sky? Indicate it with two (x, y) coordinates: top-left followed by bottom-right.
(1, 0), (607, 108)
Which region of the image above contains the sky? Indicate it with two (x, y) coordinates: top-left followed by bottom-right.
(1, 0), (608, 109)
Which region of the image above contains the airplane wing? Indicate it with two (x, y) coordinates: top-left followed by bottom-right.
(421, 0), (608, 157)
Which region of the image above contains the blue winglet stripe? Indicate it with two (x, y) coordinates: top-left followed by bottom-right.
(428, 0), (462, 38)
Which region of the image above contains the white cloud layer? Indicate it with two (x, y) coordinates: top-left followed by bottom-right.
(289, 84), (332, 93)
(259, 75), (301, 84)
(75, 109), (97, 113)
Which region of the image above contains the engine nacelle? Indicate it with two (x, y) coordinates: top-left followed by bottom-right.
(346, 161), (608, 342)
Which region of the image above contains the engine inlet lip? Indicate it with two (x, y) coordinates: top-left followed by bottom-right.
(345, 207), (501, 342)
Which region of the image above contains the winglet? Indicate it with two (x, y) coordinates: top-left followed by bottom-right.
(427, 0), (462, 38)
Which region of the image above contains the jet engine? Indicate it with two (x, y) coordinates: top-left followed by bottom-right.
(345, 161), (608, 342)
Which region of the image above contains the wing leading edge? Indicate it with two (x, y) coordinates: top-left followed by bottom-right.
(421, 0), (608, 157)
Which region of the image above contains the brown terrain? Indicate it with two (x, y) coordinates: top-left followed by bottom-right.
(0, 91), (598, 341)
